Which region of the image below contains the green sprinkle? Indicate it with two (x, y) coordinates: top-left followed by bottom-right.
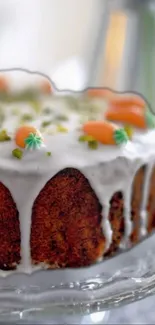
(124, 125), (134, 139)
(88, 140), (98, 150)
(78, 135), (95, 142)
(57, 125), (68, 133)
(41, 120), (52, 128)
(78, 135), (87, 142)
(55, 114), (69, 121)
(0, 129), (11, 141)
(78, 134), (98, 149)
(114, 129), (128, 145)
(46, 151), (51, 157)
(43, 107), (52, 115)
(12, 148), (23, 159)
(20, 113), (33, 122)
(145, 110), (155, 128)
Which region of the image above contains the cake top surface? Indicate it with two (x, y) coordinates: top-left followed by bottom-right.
(0, 73), (154, 174)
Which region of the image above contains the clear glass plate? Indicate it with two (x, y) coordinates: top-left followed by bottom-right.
(0, 235), (155, 323)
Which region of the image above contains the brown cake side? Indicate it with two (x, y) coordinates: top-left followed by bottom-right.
(0, 182), (20, 270)
(147, 166), (155, 232)
(0, 164), (154, 271)
(30, 168), (105, 267)
(104, 191), (124, 256)
(30, 165), (151, 268)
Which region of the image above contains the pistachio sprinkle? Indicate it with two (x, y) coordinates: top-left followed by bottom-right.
(12, 148), (23, 159)
(0, 129), (11, 141)
(88, 140), (98, 150)
(57, 125), (68, 133)
(78, 134), (98, 149)
(41, 120), (52, 128)
(46, 151), (52, 157)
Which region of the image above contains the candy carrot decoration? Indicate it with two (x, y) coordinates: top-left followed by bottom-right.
(86, 88), (113, 100)
(105, 105), (155, 129)
(83, 120), (128, 145)
(40, 80), (52, 94)
(15, 125), (43, 148)
(0, 76), (9, 92)
(110, 94), (146, 111)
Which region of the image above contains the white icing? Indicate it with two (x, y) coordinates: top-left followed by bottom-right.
(123, 180), (133, 246)
(102, 204), (112, 251)
(0, 92), (154, 275)
(140, 161), (154, 237)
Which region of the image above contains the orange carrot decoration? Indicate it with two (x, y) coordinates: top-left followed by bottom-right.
(86, 88), (113, 100)
(105, 105), (155, 129)
(40, 80), (52, 94)
(109, 94), (146, 111)
(0, 76), (9, 92)
(15, 125), (42, 148)
(83, 120), (128, 145)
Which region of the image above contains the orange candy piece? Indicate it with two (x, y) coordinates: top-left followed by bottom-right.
(109, 94), (146, 111)
(105, 105), (148, 129)
(86, 88), (113, 100)
(40, 80), (52, 94)
(0, 76), (9, 92)
(15, 126), (41, 148)
(83, 120), (127, 145)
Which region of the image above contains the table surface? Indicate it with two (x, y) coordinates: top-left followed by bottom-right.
(108, 295), (155, 324)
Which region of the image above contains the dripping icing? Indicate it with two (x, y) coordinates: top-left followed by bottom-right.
(140, 161), (154, 237)
(102, 204), (112, 251)
(0, 130), (154, 275)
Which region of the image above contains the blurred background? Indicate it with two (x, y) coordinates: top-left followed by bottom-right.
(0, 0), (155, 108)
(0, 0), (102, 90)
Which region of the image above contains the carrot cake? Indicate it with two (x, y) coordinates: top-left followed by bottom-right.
(0, 79), (154, 273)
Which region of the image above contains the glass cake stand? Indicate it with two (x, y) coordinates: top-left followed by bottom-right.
(0, 234), (154, 324)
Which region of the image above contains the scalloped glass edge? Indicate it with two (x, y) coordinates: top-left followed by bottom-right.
(0, 234), (155, 314)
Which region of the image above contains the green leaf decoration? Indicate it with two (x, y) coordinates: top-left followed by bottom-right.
(25, 133), (43, 150)
(145, 110), (155, 128)
(114, 129), (128, 145)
